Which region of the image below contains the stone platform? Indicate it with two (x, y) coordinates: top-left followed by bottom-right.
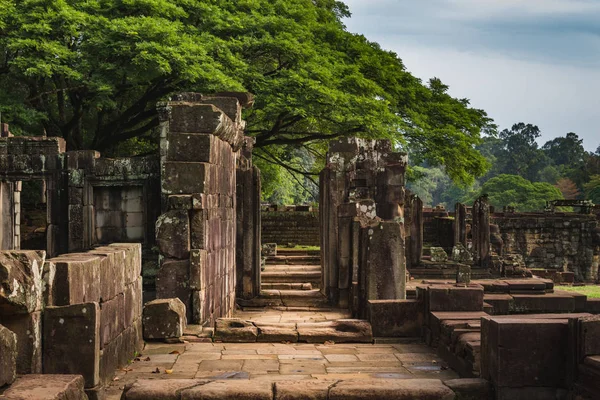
(105, 341), (474, 399)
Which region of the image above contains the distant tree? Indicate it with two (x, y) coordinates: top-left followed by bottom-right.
(479, 174), (563, 212)
(584, 175), (600, 204)
(500, 123), (551, 181)
(542, 132), (586, 167)
(555, 178), (581, 200)
(538, 165), (561, 184)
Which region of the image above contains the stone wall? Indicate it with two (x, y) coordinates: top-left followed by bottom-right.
(155, 93), (251, 325)
(0, 243), (143, 395)
(261, 210), (320, 247)
(319, 138), (408, 314)
(0, 126), (161, 266)
(493, 212), (600, 281)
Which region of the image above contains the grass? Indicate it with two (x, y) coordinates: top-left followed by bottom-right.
(555, 285), (600, 299)
(279, 245), (320, 251)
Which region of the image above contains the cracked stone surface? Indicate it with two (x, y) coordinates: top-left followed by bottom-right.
(105, 340), (458, 399)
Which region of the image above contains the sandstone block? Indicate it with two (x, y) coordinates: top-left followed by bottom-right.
(0, 375), (87, 400)
(50, 254), (101, 305)
(43, 303), (100, 388)
(143, 298), (186, 340)
(0, 312), (42, 374)
(481, 317), (568, 388)
(99, 293), (124, 349)
(213, 318), (258, 342)
(156, 259), (191, 320)
(0, 251), (46, 313)
(427, 286), (484, 312)
(181, 379), (272, 400)
(0, 324), (17, 387)
(275, 380), (336, 400)
(256, 323), (298, 343)
(122, 379), (208, 400)
(328, 378), (455, 400)
(579, 316), (600, 357)
(156, 210), (190, 259)
(107, 243), (142, 285)
(123, 277), (143, 328)
(297, 320), (372, 343)
(368, 299), (422, 337)
(162, 162), (210, 195)
(443, 378), (492, 400)
(189, 249), (208, 291)
(167, 132), (219, 163)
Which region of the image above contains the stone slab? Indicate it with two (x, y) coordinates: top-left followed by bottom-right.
(0, 324), (17, 387)
(328, 379), (455, 400)
(0, 375), (86, 400)
(43, 303), (100, 388)
(368, 300), (422, 337)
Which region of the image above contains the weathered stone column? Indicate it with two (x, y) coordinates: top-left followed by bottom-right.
(320, 139), (408, 312)
(472, 195), (491, 268)
(405, 193), (423, 268)
(236, 137), (261, 300)
(454, 203), (467, 247)
(156, 93), (249, 325)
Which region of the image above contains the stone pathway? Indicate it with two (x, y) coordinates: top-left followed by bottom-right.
(105, 341), (458, 399)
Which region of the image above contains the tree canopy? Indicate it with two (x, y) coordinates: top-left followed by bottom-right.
(0, 0), (494, 190)
(479, 174), (563, 212)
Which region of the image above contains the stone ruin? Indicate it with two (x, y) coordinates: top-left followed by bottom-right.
(0, 93), (599, 399)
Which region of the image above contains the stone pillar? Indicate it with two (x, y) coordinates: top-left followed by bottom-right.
(472, 195), (491, 268)
(236, 137), (261, 300)
(156, 93), (249, 325)
(406, 193), (423, 268)
(13, 181), (20, 249)
(454, 203), (467, 247)
(66, 150), (98, 252)
(319, 139), (408, 312)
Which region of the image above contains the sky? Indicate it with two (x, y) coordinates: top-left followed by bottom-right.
(342, 0), (600, 152)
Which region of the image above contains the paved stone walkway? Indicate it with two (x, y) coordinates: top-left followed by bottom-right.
(105, 340), (458, 399)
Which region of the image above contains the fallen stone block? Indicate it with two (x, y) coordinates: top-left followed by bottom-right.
(0, 375), (87, 400)
(0, 311), (42, 374)
(143, 298), (186, 340)
(181, 379), (273, 400)
(328, 378), (455, 400)
(297, 320), (372, 343)
(368, 299), (422, 337)
(43, 303), (100, 388)
(430, 247), (448, 263)
(0, 324), (17, 387)
(213, 318), (258, 342)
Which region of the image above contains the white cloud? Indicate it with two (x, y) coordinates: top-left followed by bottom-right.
(342, 0), (600, 151)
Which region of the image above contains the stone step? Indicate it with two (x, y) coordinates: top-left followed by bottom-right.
(266, 255), (321, 265)
(261, 282), (313, 291)
(276, 249), (320, 256)
(213, 318), (374, 344)
(263, 264), (321, 272)
(261, 269), (321, 286)
(120, 378), (474, 399)
(0, 375), (87, 399)
(236, 289), (328, 308)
